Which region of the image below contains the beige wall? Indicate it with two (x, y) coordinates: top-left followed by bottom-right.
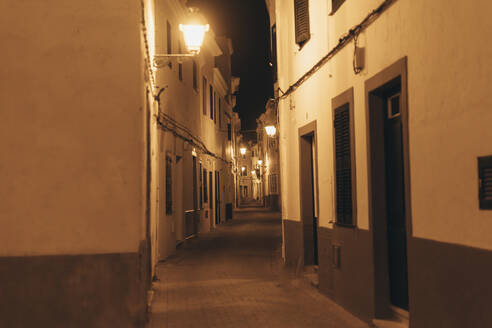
(275, 0), (492, 250)
(0, 0), (144, 256)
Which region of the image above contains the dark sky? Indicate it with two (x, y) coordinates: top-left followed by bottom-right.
(188, 0), (273, 131)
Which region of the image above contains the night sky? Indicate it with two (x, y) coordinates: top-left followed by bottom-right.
(188, 0), (273, 131)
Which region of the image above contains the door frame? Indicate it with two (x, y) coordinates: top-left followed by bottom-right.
(365, 57), (413, 317)
(298, 121), (320, 266)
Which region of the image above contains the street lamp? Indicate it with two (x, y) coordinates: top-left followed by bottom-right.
(265, 125), (277, 137)
(180, 23), (209, 55)
(240, 147), (247, 156)
(154, 8), (209, 67)
(257, 160), (263, 166)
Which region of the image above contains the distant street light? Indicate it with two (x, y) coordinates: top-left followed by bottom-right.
(240, 147), (247, 155)
(257, 160), (263, 165)
(251, 170), (256, 175)
(265, 125), (277, 137)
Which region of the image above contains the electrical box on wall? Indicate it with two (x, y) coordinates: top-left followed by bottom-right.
(478, 155), (492, 210)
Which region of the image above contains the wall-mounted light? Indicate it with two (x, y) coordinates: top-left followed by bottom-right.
(265, 125), (277, 137)
(154, 8), (209, 67)
(241, 166), (246, 172)
(240, 147), (247, 155)
(180, 23), (209, 55)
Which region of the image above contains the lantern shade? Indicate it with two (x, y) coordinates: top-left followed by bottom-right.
(265, 125), (277, 137)
(180, 24), (209, 54)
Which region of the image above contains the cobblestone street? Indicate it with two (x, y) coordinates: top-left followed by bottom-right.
(149, 209), (369, 328)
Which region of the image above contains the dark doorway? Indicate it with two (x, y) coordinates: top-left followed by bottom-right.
(384, 92), (409, 310)
(209, 171), (213, 229)
(299, 122), (319, 266)
(215, 171), (221, 225)
(366, 58), (411, 315)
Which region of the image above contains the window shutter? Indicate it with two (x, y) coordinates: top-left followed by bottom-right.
(479, 156), (492, 210)
(334, 103), (353, 225)
(294, 0), (310, 46)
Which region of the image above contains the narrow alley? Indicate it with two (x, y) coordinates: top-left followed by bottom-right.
(149, 209), (368, 328)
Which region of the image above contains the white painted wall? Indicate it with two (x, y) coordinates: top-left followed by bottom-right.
(275, 0), (492, 250)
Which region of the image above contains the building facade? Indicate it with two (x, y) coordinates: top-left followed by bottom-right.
(144, 0), (241, 288)
(257, 100), (281, 210)
(267, 0), (492, 327)
(0, 0), (240, 326)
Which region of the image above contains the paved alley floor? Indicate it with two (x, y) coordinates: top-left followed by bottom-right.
(149, 209), (369, 328)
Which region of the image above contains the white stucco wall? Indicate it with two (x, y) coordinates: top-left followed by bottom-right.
(276, 0), (492, 250)
(0, 1), (144, 256)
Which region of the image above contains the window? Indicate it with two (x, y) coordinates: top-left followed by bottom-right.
(271, 25), (278, 82)
(209, 171), (213, 209)
(268, 138), (277, 150)
(178, 41), (183, 81)
(242, 167), (248, 177)
(202, 77), (207, 115)
(479, 155), (492, 210)
(227, 123), (232, 141)
(165, 155), (173, 215)
(192, 61), (197, 90)
(209, 85), (214, 120)
(203, 168), (208, 203)
(218, 97), (222, 128)
(331, 0), (345, 14)
(199, 163), (203, 208)
(269, 174), (278, 194)
(294, 0), (310, 47)
(214, 92), (217, 124)
(166, 21), (172, 68)
(332, 88), (356, 226)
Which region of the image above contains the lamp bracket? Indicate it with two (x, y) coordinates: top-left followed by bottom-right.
(153, 54), (195, 68)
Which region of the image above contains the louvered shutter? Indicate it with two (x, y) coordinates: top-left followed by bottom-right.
(479, 156), (492, 209)
(294, 0), (310, 45)
(334, 104), (353, 225)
